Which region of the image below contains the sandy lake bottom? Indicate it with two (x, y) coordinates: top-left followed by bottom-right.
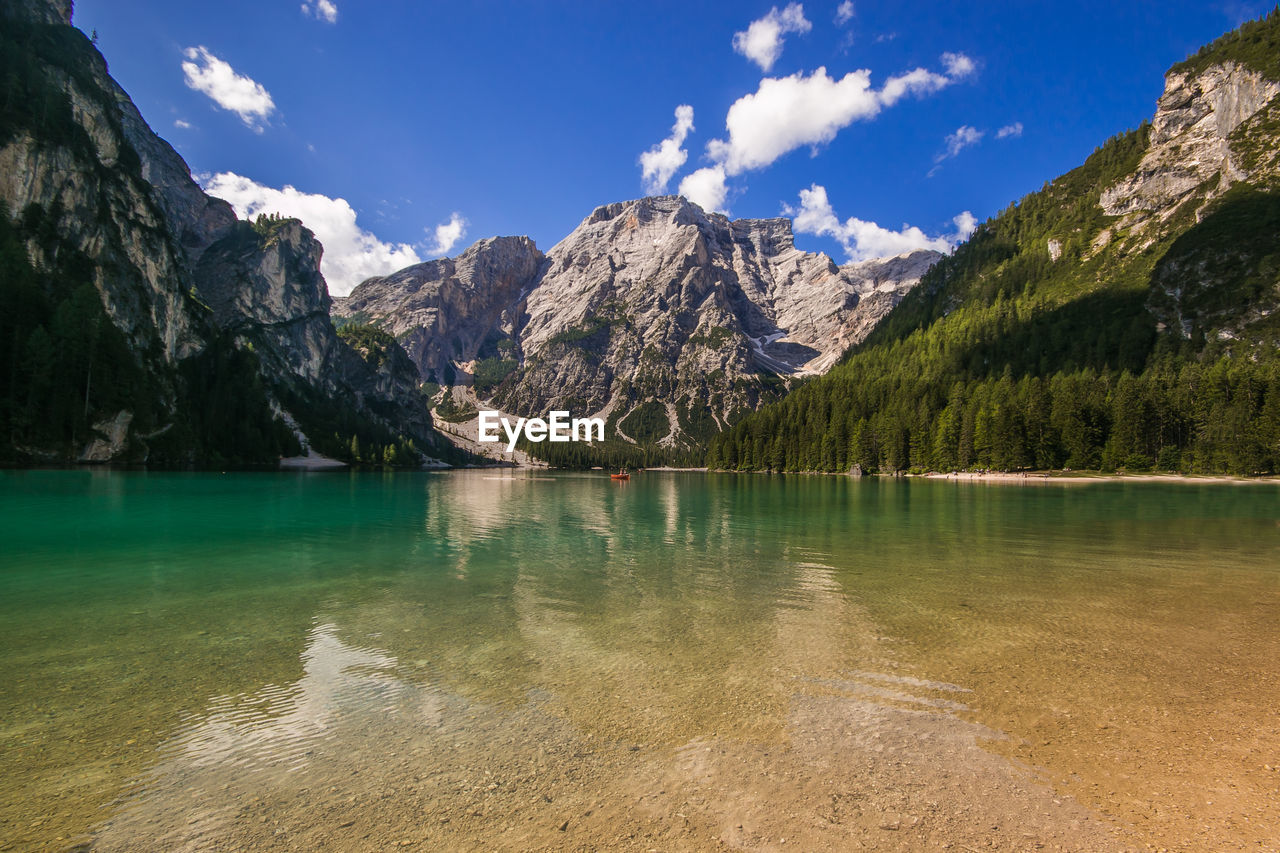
(2, 470), (1278, 851)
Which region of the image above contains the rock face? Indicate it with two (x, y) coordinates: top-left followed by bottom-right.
(9, 0), (70, 25)
(335, 236), (544, 383)
(1095, 48), (1280, 343)
(1101, 63), (1280, 226)
(0, 1), (448, 464)
(195, 220), (335, 382)
(340, 196), (938, 448)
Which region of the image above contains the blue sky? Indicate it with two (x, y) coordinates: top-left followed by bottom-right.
(74, 0), (1271, 294)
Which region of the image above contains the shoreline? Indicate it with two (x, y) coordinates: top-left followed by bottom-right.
(5, 461), (1278, 484)
(638, 466), (1280, 484)
(913, 470), (1280, 485)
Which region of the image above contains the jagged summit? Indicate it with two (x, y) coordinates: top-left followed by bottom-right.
(335, 236), (545, 384)
(338, 194), (939, 448)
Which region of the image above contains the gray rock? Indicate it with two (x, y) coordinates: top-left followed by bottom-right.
(341, 196), (938, 447)
(0, 0), (444, 462)
(1101, 63), (1280, 223)
(79, 410), (134, 462)
(1098, 58), (1280, 341)
(335, 236), (544, 383)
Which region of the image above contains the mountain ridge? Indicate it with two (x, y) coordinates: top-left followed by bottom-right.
(336, 195), (940, 456)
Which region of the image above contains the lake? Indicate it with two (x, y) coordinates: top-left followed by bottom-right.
(2, 470), (1278, 851)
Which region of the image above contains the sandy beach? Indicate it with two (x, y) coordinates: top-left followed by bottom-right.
(917, 470), (1280, 485)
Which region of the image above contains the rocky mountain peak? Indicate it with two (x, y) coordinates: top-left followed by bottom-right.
(338, 193), (939, 450)
(582, 194), (708, 230)
(1087, 22), (1280, 345)
(1101, 61), (1280, 227)
(334, 234), (545, 384)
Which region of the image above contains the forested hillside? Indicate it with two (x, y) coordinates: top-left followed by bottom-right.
(708, 11), (1280, 476)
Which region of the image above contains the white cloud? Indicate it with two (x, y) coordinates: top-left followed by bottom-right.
(927, 124), (984, 176)
(181, 47), (276, 131)
(997, 121), (1023, 139)
(939, 124), (984, 160)
(707, 67), (877, 174)
(835, 1), (855, 25)
(732, 3), (812, 72)
(301, 0), (338, 23)
(702, 54), (972, 178)
(173, 119), (191, 130)
(879, 66), (951, 106)
(678, 166), (729, 215)
(941, 51), (976, 79)
(202, 172), (423, 296)
(951, 210), (978, 239)
(787, 184), (976, 262)
(427, 212), (468, 256)
(639, 105), (695, 195)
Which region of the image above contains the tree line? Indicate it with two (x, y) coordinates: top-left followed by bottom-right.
(707, 356), (1280, 475)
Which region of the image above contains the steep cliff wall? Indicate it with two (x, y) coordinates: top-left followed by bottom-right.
(0, 1), (452, 465)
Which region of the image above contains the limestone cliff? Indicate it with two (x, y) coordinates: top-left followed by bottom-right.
(503, 197), (937, 447)
(335, 236), (544, 383)
(1095, 24), (1280, 344)
(1100, 63), (1280, 229)
(0, 0), (452, 465)
(339, 196), (937, 449)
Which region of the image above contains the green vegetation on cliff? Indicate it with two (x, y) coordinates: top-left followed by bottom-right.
(517, 436), (704, 469)
(1171, 6), (1280, 80)
(337, 323), (398, 368)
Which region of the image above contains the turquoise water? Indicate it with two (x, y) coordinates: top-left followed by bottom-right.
(2, 470), (1278, 851)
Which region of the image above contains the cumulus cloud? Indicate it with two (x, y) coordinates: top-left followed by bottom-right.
(702, 54), (972, 178)
(941, 51), (976, 79)
(639, 105), (695, 195)
(880, 67), (950, 106)
(707, 68), (876, 174)
(301, 0), (338, 23)
(201, 172), (423, 296)
(173, 119), (192, 130)
(427, 212), (468, 256)
(732, 3), (812, 72)
(678, 166), (729, 215)
(835, 1), (855, 25)
(181, 47), (276, 131)
(951, 210), (978, 238)
(997, 121), (1023, 139)
(787, 184), (976, 262)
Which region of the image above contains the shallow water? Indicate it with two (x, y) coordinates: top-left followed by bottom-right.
(2, 470), (1278, 851)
